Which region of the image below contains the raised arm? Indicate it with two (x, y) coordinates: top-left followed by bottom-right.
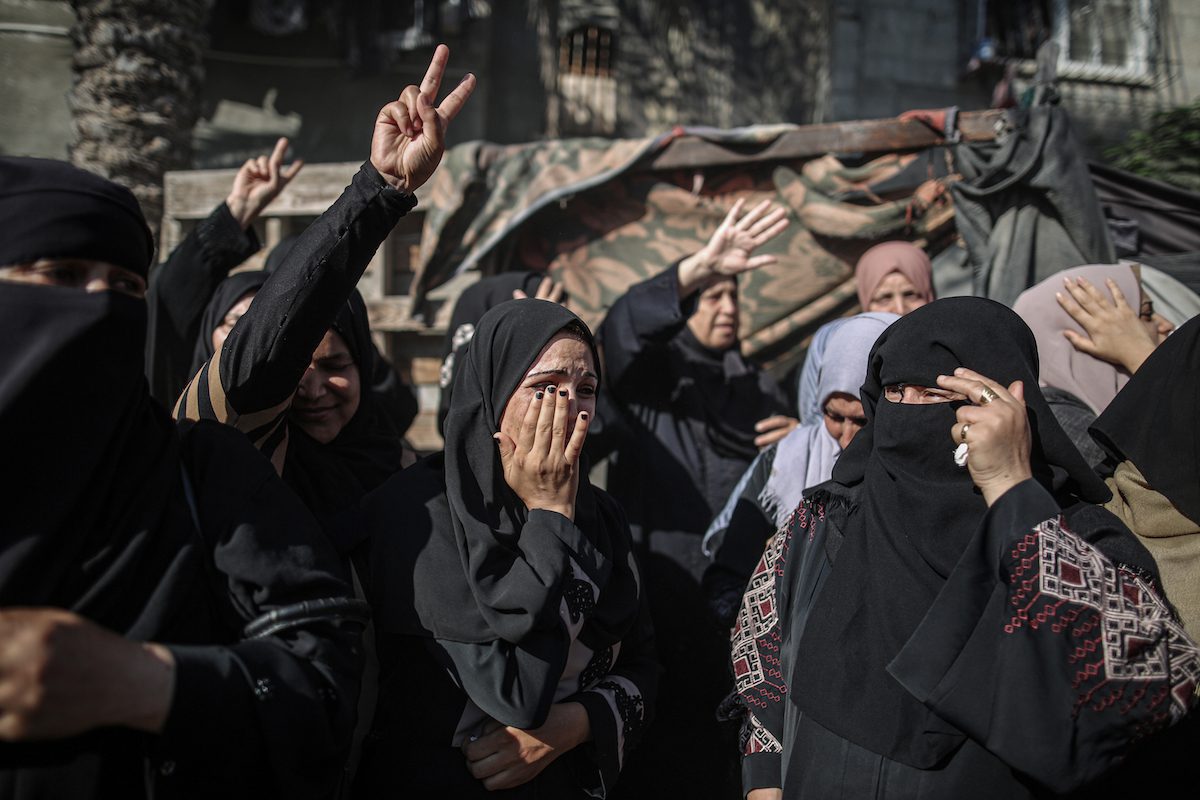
(145, 140), (303, 406)
(174, 46), (475, 462)
(676, 198), (788, 298)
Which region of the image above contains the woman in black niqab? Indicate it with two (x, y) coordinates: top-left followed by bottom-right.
(356, 299), (655, 798)
(793, 297), (1112, 770)
(0, 156), (365, 800)
(730, 298), (1197, 799)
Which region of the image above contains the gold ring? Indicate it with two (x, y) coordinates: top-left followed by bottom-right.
(960, 423), (970, 443)
(978, 387), (999, 405)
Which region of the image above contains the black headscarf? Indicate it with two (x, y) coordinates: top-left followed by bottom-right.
(283, 288), (411, 519)
(0, 157), (153, 279)
(367, 299), (639, 647)
(793, 297), (1109, 769)
(189, 270), (270, 379)
(671, 321), (780, 461)
(1092, 315), (1200, 524)
(0, 283), (198, 638)
(438, 271), (553, 433)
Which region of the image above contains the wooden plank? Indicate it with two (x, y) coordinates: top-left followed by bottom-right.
(367, 296), (423, 332)
(410, 356), (443, 386)
(163, 162), (361, 220)
(648, 109), (1006, 171)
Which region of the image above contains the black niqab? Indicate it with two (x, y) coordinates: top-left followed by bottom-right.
(1092, 315), (1200, 524)
(0, 157), (153, 280)
(367, 298), (639, 648)
(794, 297), (1108, 769)
(0, 283), (196, 638)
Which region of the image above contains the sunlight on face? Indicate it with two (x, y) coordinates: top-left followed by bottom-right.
(291, 329), (361, 444)
(821, 392), (868, 449)
(687, 277), (739, 351)
(867, 271), (927, 316)
(0, 259), (146, 298)
(498, 332), (598, 444)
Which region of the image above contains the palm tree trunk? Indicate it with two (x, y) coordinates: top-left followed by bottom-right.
(68, 0), (212, 237)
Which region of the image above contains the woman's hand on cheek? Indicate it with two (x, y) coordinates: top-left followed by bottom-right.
(936, 369), (1033, 507)
(494, 388), (590, 521)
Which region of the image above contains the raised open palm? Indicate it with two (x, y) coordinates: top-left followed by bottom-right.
(371, 44), (476, 194)
(698, 198), (789, 276)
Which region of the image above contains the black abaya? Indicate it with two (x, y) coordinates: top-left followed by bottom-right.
(0, 282), (366, 800)
(358, 300), (656, 798)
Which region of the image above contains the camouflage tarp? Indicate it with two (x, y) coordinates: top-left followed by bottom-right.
(415, 125), (958, 375)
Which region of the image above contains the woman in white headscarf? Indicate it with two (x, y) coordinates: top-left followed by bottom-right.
(702, 312), (897, 627)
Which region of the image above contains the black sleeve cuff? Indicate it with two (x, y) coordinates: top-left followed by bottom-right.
(197, 203), (261, 276)
(356, 161), (419, 216)
(742, 751), (782, 794)
(161, 644), (259, 755)
(571, 690), (620, 796)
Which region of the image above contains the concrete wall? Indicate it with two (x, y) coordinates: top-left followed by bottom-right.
(828, 0), (989, 123)
(0, 0), (73, 159)
(0, 0), (545, 169)
(828, 0), (1200, 158)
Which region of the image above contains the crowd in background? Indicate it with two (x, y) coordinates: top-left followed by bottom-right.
(1, 44), (1198, 800)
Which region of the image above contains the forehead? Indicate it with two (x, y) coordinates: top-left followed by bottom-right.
(699, 277), (738, 299)
(824, 392), (862, 410)
(525, 333), (596, 375)
(314, 329), (352, 359)
(874, 271), (915, 291)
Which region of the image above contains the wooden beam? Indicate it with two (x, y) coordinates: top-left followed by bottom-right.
(366, 296), (445, 333)
(648, 109), (1006, 171)
(162, 162), (362, 221)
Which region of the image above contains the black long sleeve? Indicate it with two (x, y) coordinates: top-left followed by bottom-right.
(597, 263), (691, 402)
(145, 202), (259, 406)
(175, 163), (416, 465)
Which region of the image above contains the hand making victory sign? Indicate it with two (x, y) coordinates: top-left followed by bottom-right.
(371, 44), (476, 194)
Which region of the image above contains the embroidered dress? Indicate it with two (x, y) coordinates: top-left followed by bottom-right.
(731, 481), (1200, 797)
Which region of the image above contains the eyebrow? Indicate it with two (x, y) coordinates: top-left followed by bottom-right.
(526, 368), (599, 380)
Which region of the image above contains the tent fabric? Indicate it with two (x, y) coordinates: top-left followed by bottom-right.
(1089, 161), (1200, 258)
(413, 125), (956, 373)
(951, 104), (1115, 306)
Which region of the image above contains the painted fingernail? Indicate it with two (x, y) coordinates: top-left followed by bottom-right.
(535, 391), (543, 399)
(546, 386), (556, 394)
(558, 389), (568, 397)
(580, 412), (589, 420)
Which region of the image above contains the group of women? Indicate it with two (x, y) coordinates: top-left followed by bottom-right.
(2, 42), (1199, 800)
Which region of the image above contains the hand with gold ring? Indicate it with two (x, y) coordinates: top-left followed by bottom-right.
(936, 367), (1032, 507)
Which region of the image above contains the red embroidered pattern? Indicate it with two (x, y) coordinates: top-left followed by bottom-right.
(731, 502), (815, 755)
(1004, 516), (1200, 732)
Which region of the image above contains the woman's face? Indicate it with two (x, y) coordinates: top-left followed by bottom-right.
(0, 259), (146, 298)
(292, 329), (361, 444)
(882, 384), (966, 404)
(498, 332), (598, 444)
(867, 271), (927, 315)
(822, 391), (868, 449)
(210, 291), (257, 352)
(1136, 289), (1175, 344)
